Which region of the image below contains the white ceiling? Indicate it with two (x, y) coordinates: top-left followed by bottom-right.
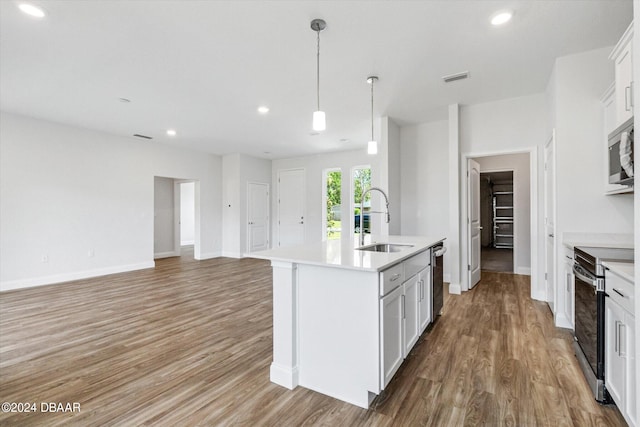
(0, 0), (633, 159)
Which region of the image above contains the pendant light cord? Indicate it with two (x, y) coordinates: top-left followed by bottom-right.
(370, 79), (374, 140)
(316, 30), (321, 111)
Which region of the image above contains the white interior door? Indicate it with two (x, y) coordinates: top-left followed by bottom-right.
(468, 159), (481, 288)
(248, 182), (269, 252)
(277, 169), (305, 248)
(544, 133), (556, 311)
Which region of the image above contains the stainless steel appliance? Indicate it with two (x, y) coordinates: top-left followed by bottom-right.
(608, 117), (634, 186)
(573, 246), (634, 402)
(432, 243), (446, 319)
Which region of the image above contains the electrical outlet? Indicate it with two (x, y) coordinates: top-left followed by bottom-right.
(88, 249), (95, 258)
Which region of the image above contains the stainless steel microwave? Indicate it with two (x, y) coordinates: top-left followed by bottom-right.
(608, 117), (634, 186)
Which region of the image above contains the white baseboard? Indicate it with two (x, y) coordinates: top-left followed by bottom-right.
(196, 251), (222, 260)
(554, 311), (573, 329)
(444, 273), (451, 283)
(221, 251), (241, 259)
(154, 251), (179, 259)
(270, 363), (299, 390)
(0, 261), (155, 292)
(181, 240), (194, 246)
(448, 283), (462, 295)
(516, 267), (531, 276)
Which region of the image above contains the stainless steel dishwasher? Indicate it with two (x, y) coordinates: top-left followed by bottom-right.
(432, 243), (446, 319)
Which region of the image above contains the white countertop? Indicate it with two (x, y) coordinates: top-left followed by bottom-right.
(562, 232), (634, 250)
(603, 261), (635, 283)
(247, 235), (446, 272)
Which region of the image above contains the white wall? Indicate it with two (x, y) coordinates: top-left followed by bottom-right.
(384, 117), (402, 235)
(180, 181), (195, 245)
(400, 119), (450, 279)
(154, 177), (176, 257)
(552, 47), (634, 235)
(547, 46), (635, 326)
(459, 94), (546, 296)
(0, 112), (223, 291)
(476, 154), (531, 274)
(222, 153), (272, 257)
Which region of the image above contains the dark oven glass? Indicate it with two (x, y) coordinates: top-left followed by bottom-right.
(574, 273), (598, 375)
(609, 141), (621, 183)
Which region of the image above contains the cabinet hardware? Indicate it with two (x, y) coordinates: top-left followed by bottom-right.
(625, 86), (632, 111)
(401, 295), (405, 319)
(390, 273), (401, 282)
(615, 320), (620, 355)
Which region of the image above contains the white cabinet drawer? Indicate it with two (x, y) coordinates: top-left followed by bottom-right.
(607, 269), (634, 314)
(404, 250), (430, 279)
(380, 263), (404, 296)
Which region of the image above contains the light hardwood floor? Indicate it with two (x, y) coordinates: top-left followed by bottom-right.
(0, 250), (626, 426)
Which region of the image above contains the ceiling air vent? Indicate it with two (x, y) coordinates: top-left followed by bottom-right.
(133, 134), (153, 140)
(442, 71), (470, 83)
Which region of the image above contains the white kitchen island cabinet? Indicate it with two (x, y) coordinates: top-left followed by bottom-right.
(250, 235), (445, 409)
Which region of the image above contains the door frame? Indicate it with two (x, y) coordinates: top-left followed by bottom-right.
(460, 147), (539, 299)
(153, 176), (200, 260)
(247, 181), (270, 252)
(544, 132), (558, 313)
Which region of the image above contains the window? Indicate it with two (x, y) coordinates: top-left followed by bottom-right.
(352, 167), (371, 236)
(324, 169), (342, 240)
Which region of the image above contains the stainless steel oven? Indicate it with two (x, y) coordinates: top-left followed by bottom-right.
(573, 246), (634, 403)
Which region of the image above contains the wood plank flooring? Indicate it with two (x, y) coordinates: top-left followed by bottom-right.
(0, 251), (627, 426)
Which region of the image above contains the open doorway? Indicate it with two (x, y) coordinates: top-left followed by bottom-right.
(465, 151), (533, 292)
(480, 171), (514, 273)
(153, 177), (197, 259)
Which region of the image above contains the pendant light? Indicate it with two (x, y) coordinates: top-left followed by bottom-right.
(367, 76), (378, 155)
(311, 19), (327, 131)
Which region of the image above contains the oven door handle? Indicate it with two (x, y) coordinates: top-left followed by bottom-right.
(573, 264), (598, 287)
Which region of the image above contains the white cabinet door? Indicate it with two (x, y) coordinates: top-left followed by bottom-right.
(418, 267), (432, 334)
(605, 297), (626, 409)
(380, 285), (403, 389)
(615, 38), (634, 125)
(403, 275), (420, 356)
(626, 313), (636, 427)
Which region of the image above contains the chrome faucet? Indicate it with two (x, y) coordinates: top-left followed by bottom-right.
(359, 187), (390, 246)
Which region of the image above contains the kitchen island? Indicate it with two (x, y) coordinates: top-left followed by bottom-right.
(249, 235), (446, 408)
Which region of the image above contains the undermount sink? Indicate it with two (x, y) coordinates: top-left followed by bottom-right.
(356, 243), (414, 253)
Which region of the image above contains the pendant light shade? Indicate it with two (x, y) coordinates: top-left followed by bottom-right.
(311, 19), (327, 131)
(367, 76), (378, 155)
(367, 140), (378, 155)
(313, 111), (326, 131)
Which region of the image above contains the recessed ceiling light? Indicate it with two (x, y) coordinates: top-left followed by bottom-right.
(166, 129), (177, 137)
(18, 3), (46, 18)
(491, 11), (513, 26)
(257, 106), (270, 114)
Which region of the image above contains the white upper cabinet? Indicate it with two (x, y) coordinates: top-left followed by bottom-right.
(610, 21), (634, 128)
